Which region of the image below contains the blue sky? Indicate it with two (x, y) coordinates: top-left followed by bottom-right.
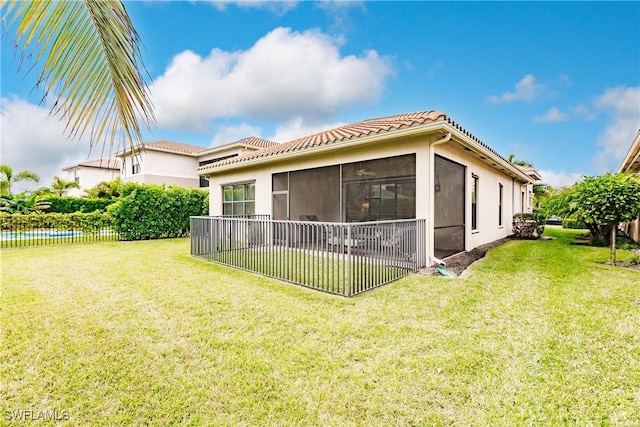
(1, 1), (639, 190)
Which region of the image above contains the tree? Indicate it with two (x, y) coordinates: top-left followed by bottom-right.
(507, 154), (534, 168)
(51, 176), (81, 197)
(0, 193), (50, 214)
(0, 164), (40, 196)
(85, 178), (122, 199)
(2, 1), (155, 152)
(532, 182), (552, 208)
(571, 173), (640, 265)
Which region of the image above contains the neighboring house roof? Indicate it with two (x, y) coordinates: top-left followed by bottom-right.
(619, 129), (640, 174)
(198, 137), (278, 156)
(62, 159), (121, 171)
(197, 110), (534, 183)
(516, 165), (542, 181)
(115, 138), (278, 158)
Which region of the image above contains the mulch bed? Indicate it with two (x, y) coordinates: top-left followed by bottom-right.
(420, 237), (640, 277)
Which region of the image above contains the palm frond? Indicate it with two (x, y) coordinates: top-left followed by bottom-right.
(3, 0), (155, 152)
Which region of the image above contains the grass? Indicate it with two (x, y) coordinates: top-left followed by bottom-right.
(2, 227), (639, 425)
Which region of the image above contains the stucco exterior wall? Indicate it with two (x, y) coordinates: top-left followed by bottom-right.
(64, 166), (119, 197)
(121, 150), (200, 187)
(434, 144), (529, 251)
(205, 134), (531, 261)
(207, 134), (432, 219)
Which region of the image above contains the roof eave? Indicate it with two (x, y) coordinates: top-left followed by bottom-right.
(618, 132), (640, 173)
(199, 120), (533, 183)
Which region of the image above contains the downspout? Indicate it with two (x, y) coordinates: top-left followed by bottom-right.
(428, 132), (452, 266)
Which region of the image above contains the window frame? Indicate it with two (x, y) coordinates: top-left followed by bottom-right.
(222, 182), (256, 216)
(471, 174), (479, 231)
(498, 183), (503, 227)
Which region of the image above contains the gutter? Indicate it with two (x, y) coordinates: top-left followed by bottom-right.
(428, 132), (452, 266)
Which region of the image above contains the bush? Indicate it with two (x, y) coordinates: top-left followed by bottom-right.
(513, 211), (546, 239)
(44, 196), (115, 213)
(108, 183), (208, 240)
(562, 219), (587, 229)
(0, 211), (113, 232)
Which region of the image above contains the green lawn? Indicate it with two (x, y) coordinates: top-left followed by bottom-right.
(2, 227), (639, 425)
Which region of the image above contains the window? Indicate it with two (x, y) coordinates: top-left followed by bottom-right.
(521, 191), (525, 213)
(498, 183), (503, 226)
(132, 161), (140, 175)
(74, 171), (80, 184)
(199, 176), (208, 188)
(222, 182), (255, 215)
(471, 174), (478, 230)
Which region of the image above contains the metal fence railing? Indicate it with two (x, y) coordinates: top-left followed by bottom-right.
(191, 215), (426, 297)
(0, 215), (120, 248)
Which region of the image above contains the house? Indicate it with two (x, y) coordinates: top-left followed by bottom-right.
(198, 110), (536, 265)
(61, 159), (121, 197)
(619, 129), (640, 242)
(115, 138), (276, 188)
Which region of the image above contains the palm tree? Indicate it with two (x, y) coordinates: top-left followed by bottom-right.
(507, 154), (534, 168)
(85, 178), (122, 199)
(2, 1), (155, 152)
(0, 164), (41, 196)
(51, 176), (81, 197)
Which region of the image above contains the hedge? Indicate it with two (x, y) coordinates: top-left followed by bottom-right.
(562, 219), (587, 229)
(108, 183), (208, 240)
(44, 197), (115, 213)
(0, 212), (113, 232)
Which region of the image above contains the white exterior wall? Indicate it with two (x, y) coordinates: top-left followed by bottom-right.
(205, 135), (531, 263)
(208, 134), (432, 219)
(121, 150), (200, 188)
(64, 166), (119, 197)
(434, 144), (530, 251)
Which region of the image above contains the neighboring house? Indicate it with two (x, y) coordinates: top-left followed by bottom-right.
(199, 110), (537, 264)
(61, 159), (120, 197)
(115, 138), (276, 188)
(619, 129), (640, 242)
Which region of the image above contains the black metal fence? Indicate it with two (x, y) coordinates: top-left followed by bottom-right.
(0, 214), (120, 248)
(191, 215), (427, 297)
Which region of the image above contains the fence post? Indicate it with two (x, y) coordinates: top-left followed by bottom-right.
(346, 224), (352, 297)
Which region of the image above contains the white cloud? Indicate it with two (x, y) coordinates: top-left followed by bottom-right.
(534, 106), (567, 123)
(0, 97), (95, 192)
(208, 1), (298, 15)
(150, 27), (393, 130)
(209, 123), (263, 147)
(538, 170), (583, 188)
(486, 74), (545, 104)
(269, 116), (345, 143)
(572, 104), (599, 121)
(591, 86), (640, 173)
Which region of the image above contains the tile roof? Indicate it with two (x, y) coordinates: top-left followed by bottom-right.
(199, 110), (522, 172)
(201, 111), (448, 170)
(200, 137), (278, 155)
(62, 159), (120, 170)
(141, 140), (207, 155)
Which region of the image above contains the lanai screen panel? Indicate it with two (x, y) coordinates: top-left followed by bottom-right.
(342, 154), (416, 222)
(289, 165), (341, 222)
(434, 155), (465, 258)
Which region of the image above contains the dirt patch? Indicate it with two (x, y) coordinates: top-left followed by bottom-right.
(420, 237), (515, 277)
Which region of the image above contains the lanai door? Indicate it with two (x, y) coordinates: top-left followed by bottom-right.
(434, 155), (465, 258)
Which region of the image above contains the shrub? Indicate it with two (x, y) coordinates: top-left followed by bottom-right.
(562, 219), (587, 229)
(513, 212), (547, 239)
(108, 183), (208, 240)
(44, 196), (115, 213)
(0, 211), (113, 232)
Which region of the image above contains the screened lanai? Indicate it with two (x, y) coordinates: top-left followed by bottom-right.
(271, 154), (417, 223)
